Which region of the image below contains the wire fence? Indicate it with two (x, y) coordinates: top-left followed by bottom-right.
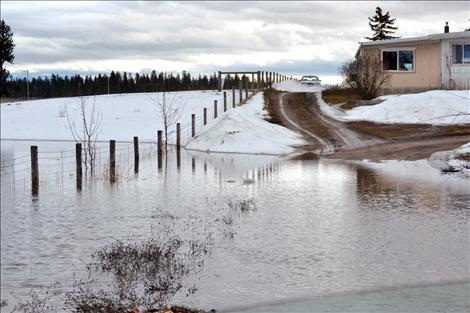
(0, 140), (158, 191)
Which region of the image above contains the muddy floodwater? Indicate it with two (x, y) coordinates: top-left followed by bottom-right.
(1, 140), (469, 312)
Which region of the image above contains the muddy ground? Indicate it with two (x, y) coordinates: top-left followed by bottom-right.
(264, 89), (470, 161)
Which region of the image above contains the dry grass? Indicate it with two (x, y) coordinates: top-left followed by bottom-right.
(346, 121), (431, 139)
(262, 88), (283, 125)
(0, 97), (24, 104)
(321, 87), (358, 105)
(347, 121), (470, 140)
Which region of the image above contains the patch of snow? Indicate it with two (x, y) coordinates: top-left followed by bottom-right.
(322, 90), (470, 125)
(272, 80), (323, 93)
(429, 143), (470, 177)
(185, 93), (305, 155)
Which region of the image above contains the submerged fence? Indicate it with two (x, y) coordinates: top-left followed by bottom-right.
(0, 140), (158, 193)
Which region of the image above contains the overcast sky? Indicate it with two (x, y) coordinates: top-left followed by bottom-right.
(3, 1), (469, 83)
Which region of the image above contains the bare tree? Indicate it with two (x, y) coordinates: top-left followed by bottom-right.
(152, 91), (185, 149)
(443, 56), (456, 90)
(66, 97), (102, 176)
(341, 52), (391, 100)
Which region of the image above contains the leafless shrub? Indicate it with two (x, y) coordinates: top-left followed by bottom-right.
(443, 56), (456, 90)
(64, 232), (212, 312)
(66, 97), (102, 176)
(13, 282), (62, 313)
(151, 90), (185, 150)
(340, 53), (391, 100)
(226, 197), (257, 212)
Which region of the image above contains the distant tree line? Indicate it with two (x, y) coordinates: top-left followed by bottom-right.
(4, 70), (248, 99)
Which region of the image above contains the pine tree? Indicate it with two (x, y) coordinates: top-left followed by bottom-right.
(1, 19), (15, 96)
(365, 7), (399, 41)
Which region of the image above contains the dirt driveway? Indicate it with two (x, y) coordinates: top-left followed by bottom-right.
(266, 90), (470, 161)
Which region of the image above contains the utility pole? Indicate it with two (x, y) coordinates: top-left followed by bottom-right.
(26, 70), (30, 99)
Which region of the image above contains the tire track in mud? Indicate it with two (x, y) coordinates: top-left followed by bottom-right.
(278, 92), (376, 154)
(305, 92), (381, 149)
(278, 93), (335, 154)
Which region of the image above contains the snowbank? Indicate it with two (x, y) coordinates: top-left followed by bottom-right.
(322, 90), (470, 125)
(1, 90), (240, 142)
(273, 80), (323, 93)
(429, 143), (470, 177)
(185, 93), (305, 155)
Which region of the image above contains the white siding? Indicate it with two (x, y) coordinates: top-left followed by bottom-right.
(441, 38), (470, 89)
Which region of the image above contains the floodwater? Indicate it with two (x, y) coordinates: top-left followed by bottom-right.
(1, 140), (469, 312)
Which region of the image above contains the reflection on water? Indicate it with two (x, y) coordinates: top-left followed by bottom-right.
(1, 140), (469, 312)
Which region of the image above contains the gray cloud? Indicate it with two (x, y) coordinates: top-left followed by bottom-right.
(3, 1), (468, 76)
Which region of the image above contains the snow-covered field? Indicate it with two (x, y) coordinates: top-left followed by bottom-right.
(320, 90), (470, 126)
(1, 90), (239, 143)
(1, 90), (304, 155)
(186, 93), (304, 155)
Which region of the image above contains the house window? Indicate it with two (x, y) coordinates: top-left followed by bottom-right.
(382, 50), (414, 71)
(452, 44), (470, 64)
(383, 51), (398, 70)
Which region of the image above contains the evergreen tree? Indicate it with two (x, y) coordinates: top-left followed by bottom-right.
(365, 7), (399, 41)
(1, 19), (15, 96)
(4, 70), (240, 99)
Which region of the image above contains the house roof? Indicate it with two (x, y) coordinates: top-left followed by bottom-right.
(355, 31), (470, 57)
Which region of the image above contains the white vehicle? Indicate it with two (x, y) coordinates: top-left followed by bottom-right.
(300, 75), (321, 86)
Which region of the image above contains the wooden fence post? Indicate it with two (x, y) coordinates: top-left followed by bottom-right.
(157, 130), (163, 155)
(133, 136), (139, 174)
(218, 71), (222, 92)
(232, 86), (236, 108)
(203, 107), (207, 125)
(157, 130), (163, 170)
(223, 91), (227, 112)
(251, 73), (255, 93)
(245, 77), (248, 99)
(31, 145), (39, 196)
(76, 143), (82, 190)
(176, 123), (181, 150)
(176, 148), (181, 169)
(214, 100), (218, 119)
(257, 71), (261, 90)
(191, 114), (196, 137)
(239, 80), (243, 104)
(109, 140), (116, 183)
